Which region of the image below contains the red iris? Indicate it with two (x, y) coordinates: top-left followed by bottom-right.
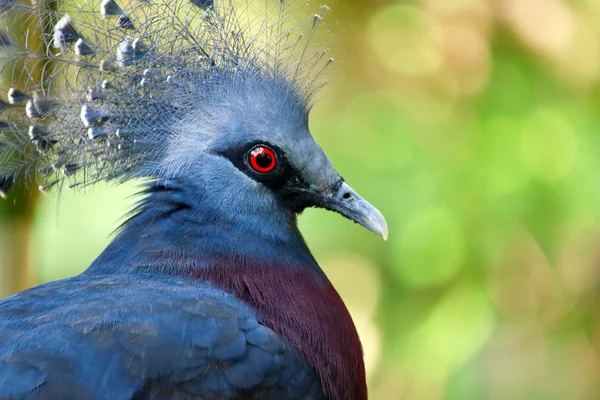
(248, 146), (277, 173)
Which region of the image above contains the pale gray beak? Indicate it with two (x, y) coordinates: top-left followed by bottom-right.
(326, 182), (388, 240)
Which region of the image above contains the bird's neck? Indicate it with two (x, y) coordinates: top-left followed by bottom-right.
(86, 181), (367, 400)
(88, 181), (319, 275)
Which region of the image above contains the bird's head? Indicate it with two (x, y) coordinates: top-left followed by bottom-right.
(158, 73), (387, 240)
(0, 0), (386, 241)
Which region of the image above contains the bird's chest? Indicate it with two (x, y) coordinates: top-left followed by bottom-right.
(194, 264), (367, 400)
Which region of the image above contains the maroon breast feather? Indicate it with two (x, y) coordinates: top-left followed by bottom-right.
(188, 261), (367, 400)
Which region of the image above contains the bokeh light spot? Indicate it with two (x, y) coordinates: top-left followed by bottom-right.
(400, 284), (496, 383)
(393, 207), (465, 287)
(504, 0), (574, 55)
(553, 12), (600, 87)
(441, 24), (491, 95)
(480, 117), (529, 200)
(321, 253), (381, 317)
(424, 0), (479, 15)
(520, 108), (577, 181)
(350, 309), (382, 378)
(340, 93), (413, 170)
(367, 4), (443, 76)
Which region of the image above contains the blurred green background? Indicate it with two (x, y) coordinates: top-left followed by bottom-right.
(3, 0), (600, 398)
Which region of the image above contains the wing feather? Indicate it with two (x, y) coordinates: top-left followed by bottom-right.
(0, 274), (323, 399)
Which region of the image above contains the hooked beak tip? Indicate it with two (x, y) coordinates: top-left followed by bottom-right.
(369, 206), (389, 241)
(381, 225), (389, 241)
(334, 182), (389, 241)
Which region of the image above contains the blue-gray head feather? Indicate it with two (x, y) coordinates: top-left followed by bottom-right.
(0, 0), (333, 196)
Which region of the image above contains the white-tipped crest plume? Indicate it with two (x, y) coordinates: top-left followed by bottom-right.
(0, 0), (334, 198)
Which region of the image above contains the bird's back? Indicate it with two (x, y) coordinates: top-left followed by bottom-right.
(0, 273), (324, 399)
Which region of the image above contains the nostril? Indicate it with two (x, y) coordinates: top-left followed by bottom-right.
(342, 192), (352, 200)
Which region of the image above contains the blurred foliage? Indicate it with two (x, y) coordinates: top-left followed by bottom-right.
(0, 7), (46, 295)
(4, 0), (600, 399)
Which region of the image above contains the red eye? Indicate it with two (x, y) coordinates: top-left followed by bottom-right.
(248, 146), (277, 173)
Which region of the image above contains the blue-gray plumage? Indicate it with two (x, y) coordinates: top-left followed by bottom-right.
(0, 0), (387, 398)
(0, 275), (322, 399)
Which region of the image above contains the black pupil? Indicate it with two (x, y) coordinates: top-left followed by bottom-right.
(256, 152), (273, 169)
